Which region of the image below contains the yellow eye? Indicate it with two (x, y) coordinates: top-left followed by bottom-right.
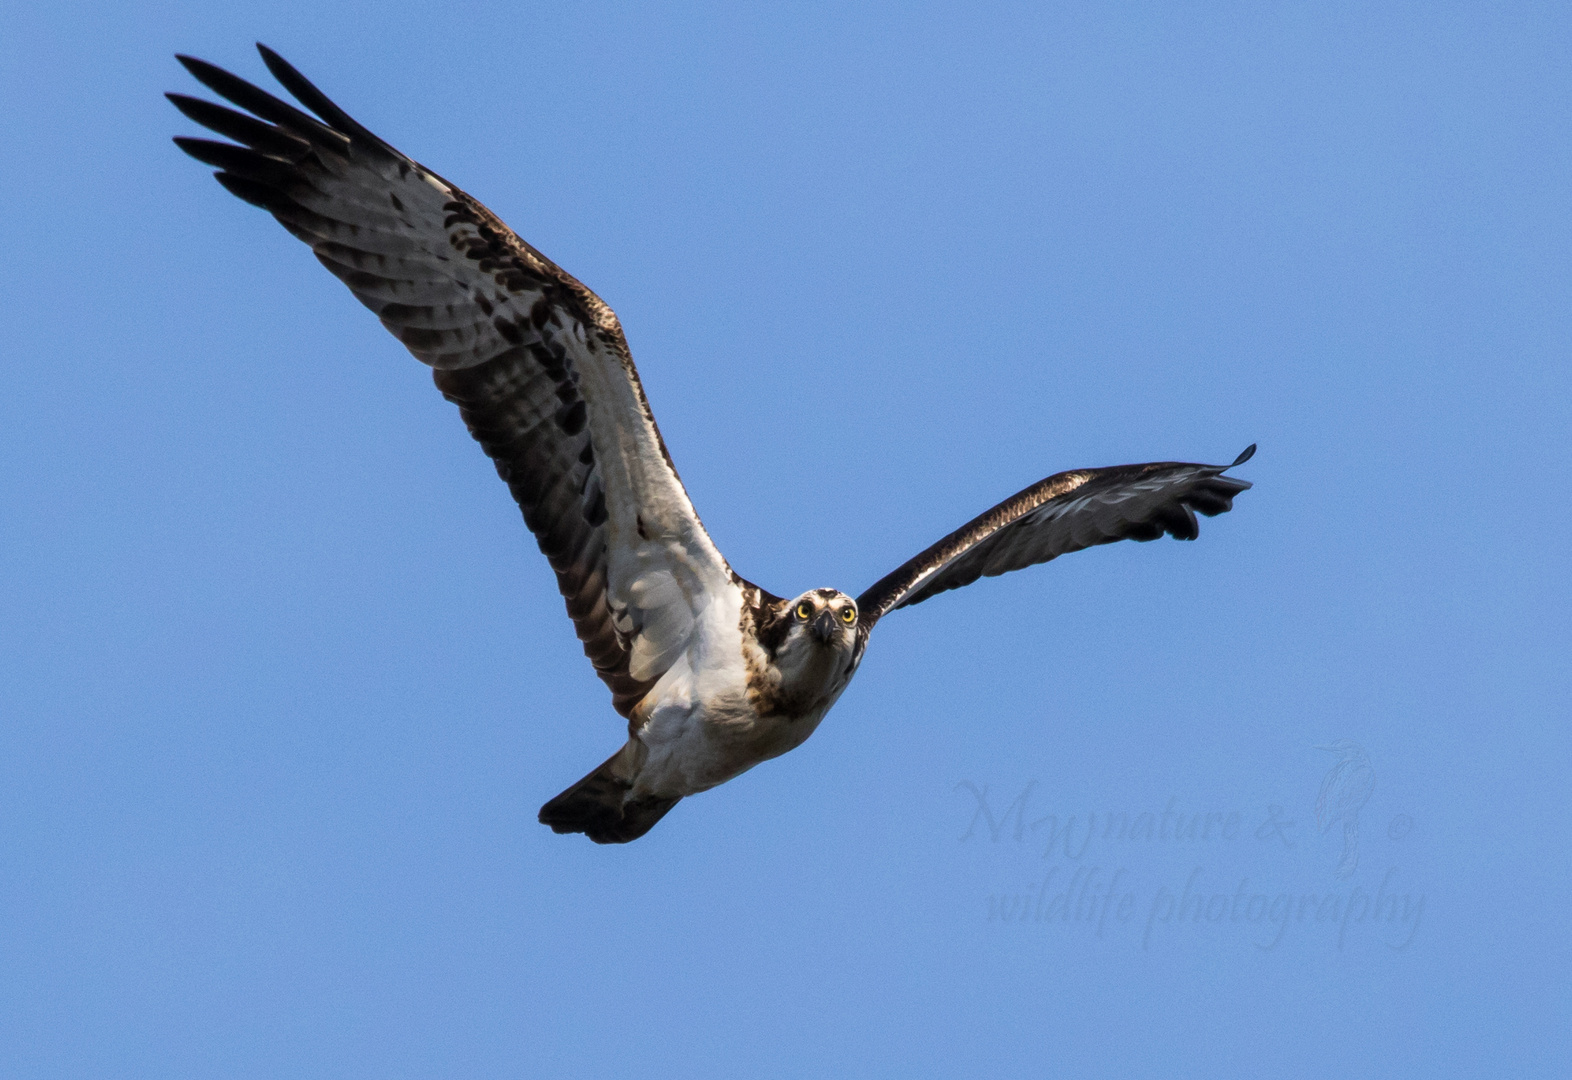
(796, 602), (813, 620)
(841, 606), (857, 623)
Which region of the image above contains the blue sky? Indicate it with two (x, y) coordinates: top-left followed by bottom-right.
(2, 2), (1568, 1076)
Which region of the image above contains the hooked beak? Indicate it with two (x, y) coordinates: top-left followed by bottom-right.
(810, 610), (839, 644)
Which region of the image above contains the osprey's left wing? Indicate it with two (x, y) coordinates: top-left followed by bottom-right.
(169, 46), (735, 719)
(857, 446), (1254, 626)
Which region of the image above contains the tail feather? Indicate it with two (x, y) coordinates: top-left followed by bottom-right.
(538, 743), (680, 844)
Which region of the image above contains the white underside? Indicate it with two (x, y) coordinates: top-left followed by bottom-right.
(621, 586), (846, 800)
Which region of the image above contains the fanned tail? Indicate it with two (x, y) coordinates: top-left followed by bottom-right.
(538, 743), (680, 844)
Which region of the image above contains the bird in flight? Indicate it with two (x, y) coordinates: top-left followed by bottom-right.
(170, 45), (1255, 843)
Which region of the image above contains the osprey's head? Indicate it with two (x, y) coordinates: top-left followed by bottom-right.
(749, 587), (860, 712)
(781, 588), (859, 650)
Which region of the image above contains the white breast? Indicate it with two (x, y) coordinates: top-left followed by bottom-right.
(627, 587), (850, 799)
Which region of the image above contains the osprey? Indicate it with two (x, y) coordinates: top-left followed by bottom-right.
(170, 47), (1255, 843)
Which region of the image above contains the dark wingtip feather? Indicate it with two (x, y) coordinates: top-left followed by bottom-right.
(171, 135), (244, 163)
(212, 170), (296, 212)
(1156, 502), (1201, 541)
(170, 133), (220, 166)
(1230, 443), (1257, 468)
(1188, 475), (1252, 516)
(255, 42), (395, 157)
(174, 137), (301, 190)
(175, 53), (239, 92)
(167, 92), (310, 159)
(173, 51), (347, 149)
(255, 44), (344, 123)
(171, 135), (232, 165)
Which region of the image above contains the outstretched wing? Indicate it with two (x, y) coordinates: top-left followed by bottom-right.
(857, 445), (1255, 625)
(170, 45), (735, 718)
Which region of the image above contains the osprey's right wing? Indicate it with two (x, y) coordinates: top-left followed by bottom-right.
(170, 46), (735, 718)
(856, 446), (1255, 627)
